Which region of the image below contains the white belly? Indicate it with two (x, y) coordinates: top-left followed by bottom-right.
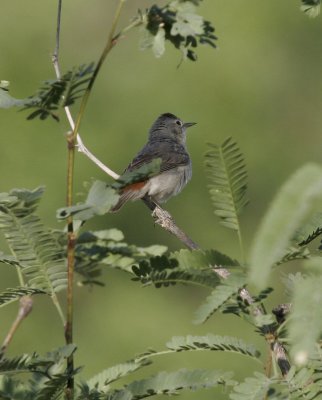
(146, 165), (191, 203)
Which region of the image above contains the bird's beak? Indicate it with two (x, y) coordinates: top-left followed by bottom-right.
(183, 122), (197, 129)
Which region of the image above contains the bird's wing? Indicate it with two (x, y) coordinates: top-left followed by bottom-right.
(125, 141), (190, 174)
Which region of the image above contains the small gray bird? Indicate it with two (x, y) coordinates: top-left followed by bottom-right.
(111, 113), (196, 212)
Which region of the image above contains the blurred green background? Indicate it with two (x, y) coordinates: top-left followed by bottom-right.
(1, 0), (322, 398)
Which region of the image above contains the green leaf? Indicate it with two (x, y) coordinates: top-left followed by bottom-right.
(205, 138), (249, 232)
(57, 181), (119, 221)
(33, 373), (70, 400)
(253, 314), (275, 328)
(0, 88), (28, 109)
(194, 274), (246, 324)
(301, 0), (320, 17)
(0, 354), (38, 375)
(73, 229), (167, 285)
(86, 359), (150, 392)
(125, 369), (235, 399)
(0, 287), (46, 308)
(22, 63), (95, 121)
(288, 263), (322, 365)
(132, 249), (239, 290)
(132, 259), (221, 289)
(152, 27), (166, 58)
(143, 2), (217, 62)
(276, 246), (310, 266)
(229, 372), (271, 400)
(0, 252), (23, 268)
(0, 344), (75, 375)
(73, 235), (166, 285)
(138, 245), (167, 257)
(249, 163), (322, 288)
(293, 211), (322, 246)
(0, 187), (67, 293)
(90, 229), (124, 242)
(283, 364), (322, 399)
(173, 248), (239, 269)
(170, 3), (204, 37)
(77, 386), (132, 400)
(166, 334), (260, 358)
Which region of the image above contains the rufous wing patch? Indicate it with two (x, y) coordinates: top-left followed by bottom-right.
(122, 181), (147, 193)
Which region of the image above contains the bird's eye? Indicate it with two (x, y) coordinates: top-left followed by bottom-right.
(175, 120), (182, 126)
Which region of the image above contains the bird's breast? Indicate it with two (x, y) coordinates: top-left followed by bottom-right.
(147, 164), (192, 203)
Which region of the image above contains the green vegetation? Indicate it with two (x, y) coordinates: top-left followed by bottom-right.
(1, 1), (322, 399)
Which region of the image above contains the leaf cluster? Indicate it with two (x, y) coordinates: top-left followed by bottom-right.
(0, 187), (67, 295)
(22, 63), (95, 121)
(68, 228), (167, 286)
(141, 1), (217, 61)
(0, 345), (76, 400)
(301, 0), (321, 17)
(132, 248), (238, 289)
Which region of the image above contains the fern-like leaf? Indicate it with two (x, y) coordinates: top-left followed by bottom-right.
(33, 373), (70, 400)
(132, 249), (239, 289)
(276, 246), (310, 266)
(250, 163), (322, 288)
(0, 287), (46, 308)
(0, 345), (76, 376)
(229, 372), (271, 400)
(132, 263), (221, 289)
(85, 359), (151, 392)
(0, 252), (22, 267)
(0, 188), (67, 293)
(54, 228), (167, 285)
(205, 138), (248, 232)
(125, 369), (234, 399)
(194, 274), (247, 324)
(0, 354), (37, 375)
(0, 375), (34, 400)
(166, 335), (260, 359)
(301, 0), (320, 17)
(22, 63), (95, 121)
(293, 211), (322, 246)
(172, 248), (239, 269)
(288, 263), (322, 364)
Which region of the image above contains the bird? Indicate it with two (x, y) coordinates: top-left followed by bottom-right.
(111, 112), (196, 212)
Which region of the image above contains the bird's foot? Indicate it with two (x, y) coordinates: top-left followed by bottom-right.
(152, 204), (173, 226)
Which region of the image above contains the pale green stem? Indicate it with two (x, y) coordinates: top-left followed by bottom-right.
(62, 1), (127, 398)
(51, 293), (66, 325)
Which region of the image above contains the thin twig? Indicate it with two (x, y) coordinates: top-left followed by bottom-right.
(53, 1), (128, 398)
(0, 296), (33, 359)
(52, 0), (62, 77)
(70, 0), (126, 144)
(77, 134), (120, 179)
(53, 0), (75, 396)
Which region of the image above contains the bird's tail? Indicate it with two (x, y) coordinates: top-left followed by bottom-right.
(110, 181), (148, 212)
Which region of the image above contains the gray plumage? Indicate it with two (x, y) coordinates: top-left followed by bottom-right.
(111, 113), (195, 212)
